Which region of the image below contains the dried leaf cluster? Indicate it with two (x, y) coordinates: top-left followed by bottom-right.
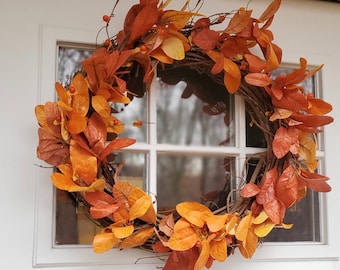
(35, 0), (333, 269)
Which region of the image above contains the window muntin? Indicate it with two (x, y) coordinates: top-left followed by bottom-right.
(55, 43), (325, 245)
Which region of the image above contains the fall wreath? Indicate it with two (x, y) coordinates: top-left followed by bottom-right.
(35, 0), (334, 269)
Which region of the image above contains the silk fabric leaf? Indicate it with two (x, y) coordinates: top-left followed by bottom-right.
(118, 226), (155, 249)
(93, 232), (119, 253)
(168, 226), (198, 251)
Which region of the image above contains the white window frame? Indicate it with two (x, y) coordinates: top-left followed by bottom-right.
(33, 25), (339, 268)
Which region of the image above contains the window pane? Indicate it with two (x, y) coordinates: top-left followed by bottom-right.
(157, 154), (234, 212)
(156, 78), (234, 146)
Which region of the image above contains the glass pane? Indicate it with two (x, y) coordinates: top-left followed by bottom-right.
(156, 78), (234, 146)
(157, 154), (234, 213)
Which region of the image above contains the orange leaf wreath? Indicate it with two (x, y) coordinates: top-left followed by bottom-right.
(35, 0), (334, 269)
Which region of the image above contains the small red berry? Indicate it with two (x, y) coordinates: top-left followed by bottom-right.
(69, 86), (76, 93)
(102, 15), (110, 22)
(104, 39), (111, 47)
(113, 119), (119, 125)
(159, 28), (167, 36)
(56, 115), (62, 122)
(218, 15), (226, 22)
(140, 44), (148, 52)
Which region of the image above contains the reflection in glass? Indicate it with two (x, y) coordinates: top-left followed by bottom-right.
(157, 154), (234, 212)
(156, 78), (234, 146)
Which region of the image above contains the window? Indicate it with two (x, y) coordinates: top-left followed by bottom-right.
(55, 45), (323, 245)
(34, 25), (337, 267)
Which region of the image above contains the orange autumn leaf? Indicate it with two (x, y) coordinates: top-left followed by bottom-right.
(70, 140), (97, 185)
(93, 232), (119, 253)
(210, 238), (227, 262)
(238, 228), (258, 259)
(118, 226), (155, 249)
(168, 226), (198, 251)
(235, 212), (252, 242)
(161, 10), (201, 30)
(299, 134), (317, 171)
(245, 73), (271, 87)
(259, 0), (281, 22)
(176, 202), (213, 228)
(69, 73), (90, 117)
(111, 224), (134, 239)
(129, 195), (153, 221)
(244, 54), (267, 73)
(92, 95), (111, 118)
(194, 239), (210, 270)
(240, 183), (261, 198)
(269, 108), (292, 121)
(206, 214), (229, 233)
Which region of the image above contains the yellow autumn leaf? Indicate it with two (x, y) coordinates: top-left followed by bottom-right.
(118, 226), (155, 249)
(168, 226), (198, 251)
(161, 10), (201, 30)
(225, 215), (239, 235)
(299, 135), (317, 171)
(93, 232), (119, 253)
(252, 210), (269, 225)
(206, 214), (229, 233)
(161, 37), (185, 60)
(269, 108), (293, 121)
(139, 204), (157, 224)
(129, 195), (153, 221)
(111, 224), (134, 239)
(210, 238), (227, 262)
(92, 95), (111, 118)
(254, 220), (275, 237)
(235, 212), (252, 241)
(176, 202), (213, 228)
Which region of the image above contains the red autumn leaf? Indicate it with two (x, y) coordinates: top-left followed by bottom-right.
(36, 128), (69, 166)
(152, 241), (171, 253)
(272, 126), (299, 159)
(240, 183), (261, 198)
(99, 138), (136, 161)
(83, 112), (107, 153)
(192, 28), (219, 51)
(276, 164), (298, 207)
(256, 168), (278, 205)
(244, 54), (267, 73)
(307, 95), (333, 115)
(224, 7), (252, 35)
(90, 203), (119, 219)
(129, 5), (160, 43)
(83, 191), (116, 206)
(298, 169), (331, 192)
(263, 198), (284, 224)
(290, 113), (334, 127)
(163, 248), (199, 270)
(244, 73), (271, 87)
(271, 90), (308, 111)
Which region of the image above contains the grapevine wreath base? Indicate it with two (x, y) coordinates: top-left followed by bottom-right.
(35, 0), (334, 269)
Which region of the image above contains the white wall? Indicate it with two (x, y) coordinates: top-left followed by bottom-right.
(0, 0), (339, 269)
